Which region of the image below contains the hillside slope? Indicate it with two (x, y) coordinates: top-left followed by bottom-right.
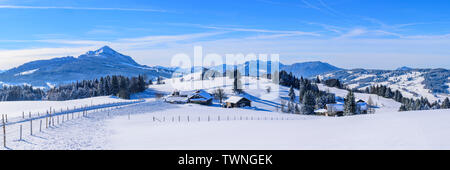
(320, 68), (450, 102)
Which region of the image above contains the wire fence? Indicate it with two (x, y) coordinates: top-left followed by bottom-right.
(1, 99), (144, 149)
(1, 99), (307, 149)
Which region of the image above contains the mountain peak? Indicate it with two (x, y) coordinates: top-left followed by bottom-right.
(396, 66), (413, 71)
(86, 45), (119, 56)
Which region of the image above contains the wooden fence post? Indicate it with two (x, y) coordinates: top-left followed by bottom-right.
(46, 112), (48, 128)
(178, 115), (180, 122)
(19, 125), (22, 141)
(2, 115), (5, 148)
(187, 116), (189, 122)
(29, 112), (31, 118)
(22, 112), (25, 119)
(128, 113), (130, 120)
(5, 114), (7, 123)
(40, 120), (42, 132)
(30, 119), (33, 135)
(218, 116), (220, 121)
(208, 116), (210, 122)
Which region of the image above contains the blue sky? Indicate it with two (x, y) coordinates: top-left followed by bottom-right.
(0, 0), (450, 70)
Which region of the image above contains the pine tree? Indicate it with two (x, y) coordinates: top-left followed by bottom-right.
(301, 91), (315, 115)
(442, 98), (450, 109)
(399, 104), (407, 111)
(111, 76), (119, 95)
(288, 86), (295, 102)
(344, 91), (356, 115)
(233, 68), (242, 93)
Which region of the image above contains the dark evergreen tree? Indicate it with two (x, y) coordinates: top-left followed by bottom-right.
(344, 91), (356, 115)
(300, 91), (316, 115)
(442, 98), (450, 109)
(288, 86), (295, 102)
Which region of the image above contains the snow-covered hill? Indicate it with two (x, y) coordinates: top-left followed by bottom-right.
(0, 46), (173, 88)
(320, 68), (450, 102)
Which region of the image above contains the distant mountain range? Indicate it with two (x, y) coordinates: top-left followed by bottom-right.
(0, 46), (172, 88)
(319, 68), (450, 101)
(280, 61), (342, 78)
(172, 61), (342, 78)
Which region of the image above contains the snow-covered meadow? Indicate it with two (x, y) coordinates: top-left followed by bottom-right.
(1, 76), (450, 150)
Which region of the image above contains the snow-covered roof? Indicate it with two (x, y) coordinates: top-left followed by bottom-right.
(189, 89), (212, 100)
(224, 96), (249, 103)
(314, 109), (328, 113)
(190, 98), (210, 102)
(164, 96), (188, 102)
(326, 104), (344, 112)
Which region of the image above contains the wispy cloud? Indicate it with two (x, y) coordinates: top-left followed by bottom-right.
(202, 26), (321, 37)
(0, 5), (169, 12)
(336, 28), (367, 39)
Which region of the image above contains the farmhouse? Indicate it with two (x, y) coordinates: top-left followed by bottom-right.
(224, 96), (251, 108)
(188, 90), (213, 105)
(356, 100), (368, 114)
(324, 103), (344, 116)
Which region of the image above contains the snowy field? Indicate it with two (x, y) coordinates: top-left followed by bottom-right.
(2, 99), (450, 150)
(1, 77), (450, 150)
(0, 96), (130, 119)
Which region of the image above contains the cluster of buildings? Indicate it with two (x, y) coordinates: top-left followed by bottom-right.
(164, 89), (252, 108)
(315, 96), (369, 116)
(164, 89), (369, 116)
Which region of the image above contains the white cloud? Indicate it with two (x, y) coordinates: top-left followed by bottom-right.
(336, 28), (367, 39)
(0, 5), (168, 12)
(0, 46), (95, 69)
(203, 26), (320, 37)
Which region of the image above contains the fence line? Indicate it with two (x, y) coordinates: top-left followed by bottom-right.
(1, 99), (143, 149)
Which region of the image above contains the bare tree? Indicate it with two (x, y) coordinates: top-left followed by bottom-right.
(214, 88), (226, 103)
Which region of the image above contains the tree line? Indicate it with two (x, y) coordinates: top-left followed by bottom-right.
(321, 78), (450, 112)
(0, 85), (46, 101)
(0, 75), (149, 101)
(47, 75), (147, 100)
